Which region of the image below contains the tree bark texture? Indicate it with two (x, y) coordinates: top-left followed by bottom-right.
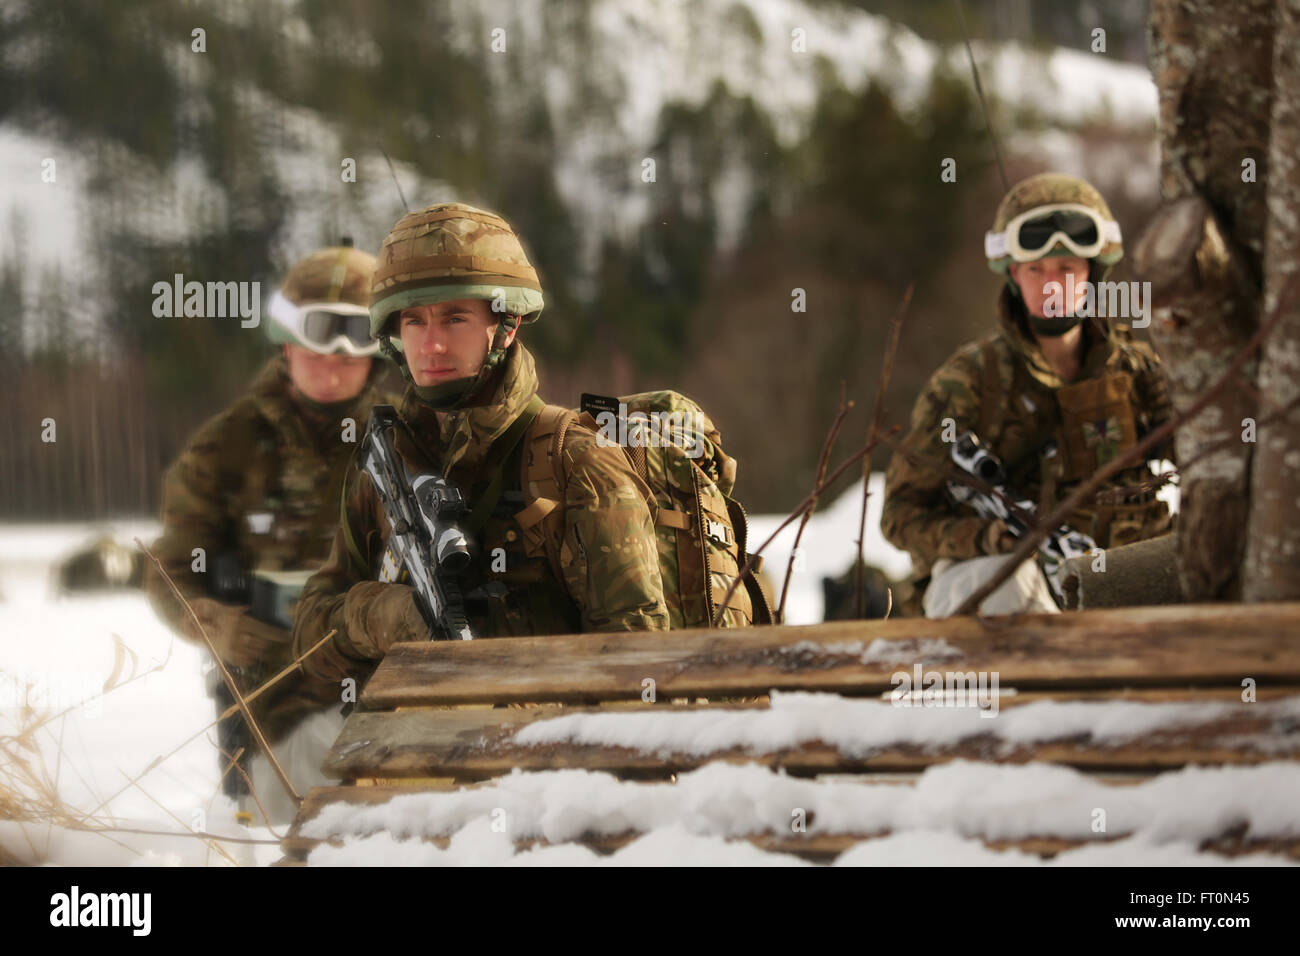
(1243, 0), (1300, 600)
(1140, 0), (1276, 598)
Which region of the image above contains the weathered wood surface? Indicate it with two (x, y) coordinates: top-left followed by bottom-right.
(279, 785), (1300, 866)
(323, 691), (1300, 780)
(359, 603), (1300, 708)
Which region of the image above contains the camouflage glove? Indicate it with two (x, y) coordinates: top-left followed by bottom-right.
(188, 598), (290, 670)
(980, 520), (1018, 556)
(341, 582), (429, 659)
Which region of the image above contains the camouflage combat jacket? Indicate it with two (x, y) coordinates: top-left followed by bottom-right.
(292, 341), (670, 686)
(882, 288), (1175, 584)
(145, 355), (394, 742)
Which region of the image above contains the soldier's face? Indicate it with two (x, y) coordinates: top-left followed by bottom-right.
(398, 299), (517, 386)
(283, 345), (372, 403)
(1009, 256), (1091, 317)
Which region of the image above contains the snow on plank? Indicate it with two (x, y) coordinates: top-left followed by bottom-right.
(358, 602), (1300, 708)
(322, 690), (1300, 780)
(281, 761), (1300, 866)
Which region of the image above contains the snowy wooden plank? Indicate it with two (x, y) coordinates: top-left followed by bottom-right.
(358, 602), (1300, 708)
(281, 829), (1300, 865)
(321, 691), (1300, 780)
(278, 785), (1300, 865)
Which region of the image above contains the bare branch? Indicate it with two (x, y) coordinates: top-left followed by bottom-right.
(856, 283), (912, 616)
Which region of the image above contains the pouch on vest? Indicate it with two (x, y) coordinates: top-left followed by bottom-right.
(1054, 372), (1138, 483)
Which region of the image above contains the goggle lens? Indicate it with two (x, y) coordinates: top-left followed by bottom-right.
(302, 310), (373, 348)
(1016, 210), (1099, 254)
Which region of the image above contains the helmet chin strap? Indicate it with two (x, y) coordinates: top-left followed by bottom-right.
(1028, 314), (1084, 337)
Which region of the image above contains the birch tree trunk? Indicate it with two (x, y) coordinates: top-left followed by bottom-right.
(1136, 0), (1275, 599)
(1243, 0), (1300, 600)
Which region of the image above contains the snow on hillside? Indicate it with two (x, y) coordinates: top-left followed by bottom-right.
(446, 0), (1158, 269)
(0, 0), (1159, 327)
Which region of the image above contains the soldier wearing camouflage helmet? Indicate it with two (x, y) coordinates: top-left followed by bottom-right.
(292, 202), (669, 685)
(145, 244), (398, 826)
(882, 173), (1175, 617)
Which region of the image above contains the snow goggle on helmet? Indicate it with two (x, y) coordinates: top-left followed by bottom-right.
(984, 203), (1122, 263)
(267, 292), (380, 357)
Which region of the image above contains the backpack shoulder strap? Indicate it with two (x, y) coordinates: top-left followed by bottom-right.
(516, 404), (581, 583)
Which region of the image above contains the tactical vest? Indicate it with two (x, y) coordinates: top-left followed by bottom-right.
(208, 401), (362, 740)
(217, 406), (354, 576)
(975, 337), (1171, 548)
(383, 407), (581, 638)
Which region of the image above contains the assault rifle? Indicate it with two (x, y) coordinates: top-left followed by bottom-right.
(947, 431), (1096, 607)
(359, 404), (475, 641)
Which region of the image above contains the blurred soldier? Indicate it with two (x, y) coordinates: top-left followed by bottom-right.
(54, 535), (144, 595)
(882, 173), (1174, 617)
(292, 202), (668, 687)
(820, 559), (905, 621)
(145, 245), (396, 827)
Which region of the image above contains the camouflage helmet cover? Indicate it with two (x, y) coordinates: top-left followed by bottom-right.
(266, 246), (377, 349)
(369, 202), (545, 342)
(987, 173), (1123, 274)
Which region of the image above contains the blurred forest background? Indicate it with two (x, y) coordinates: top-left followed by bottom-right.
(0, 0), (1158, 519)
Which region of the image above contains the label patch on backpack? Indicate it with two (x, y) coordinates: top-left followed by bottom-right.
(580, 393), (622, 418)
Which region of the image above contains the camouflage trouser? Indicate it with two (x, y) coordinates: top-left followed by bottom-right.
(246, 707), (347, 827)
(922, 554), (1059, 618)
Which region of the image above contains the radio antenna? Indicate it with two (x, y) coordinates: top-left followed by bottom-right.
(954, 0), (1010, 193)
(380, 146), (410, 213)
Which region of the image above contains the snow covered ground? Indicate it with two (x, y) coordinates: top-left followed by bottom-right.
(0, 519), (282, 866)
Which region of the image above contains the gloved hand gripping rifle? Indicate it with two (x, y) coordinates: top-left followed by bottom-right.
(947, 431), (1095, 608)
(359, 404), (475, 641)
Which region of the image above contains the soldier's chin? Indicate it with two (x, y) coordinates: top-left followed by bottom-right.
(415, 370), (459, 386)
(1028, 314), (1084, 337)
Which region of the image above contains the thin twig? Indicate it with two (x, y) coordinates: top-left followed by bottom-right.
(778, 383), (854, 619)
(134, 539), (300, 807)
(856, 283), (912, 616)
(120, 772), (239, 866)
(77, 629), (335, 823)
(48, 822), (281, 846)
(712, 426), (900, 624)
(214, 742), (287, 840)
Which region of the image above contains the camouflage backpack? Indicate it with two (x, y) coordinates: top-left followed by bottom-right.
(514, 391), (775, 628)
